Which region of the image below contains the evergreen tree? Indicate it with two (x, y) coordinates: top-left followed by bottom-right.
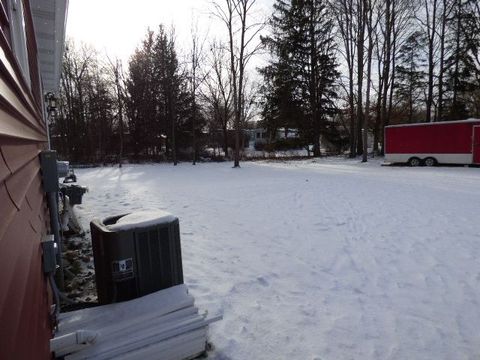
(394, 31), (427, 123)
(258, 55), (302, 140)
(127, 26), (188, 163)
(443, 0), (480, 119)
(260, 0), (339, 156)
(126, 31), (157, 157)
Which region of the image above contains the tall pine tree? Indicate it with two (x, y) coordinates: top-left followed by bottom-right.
(394, 31), (427, 123)
(127, 26), (189, 163)
(443, 0), (480, 119)
(260, 0), (339, 156)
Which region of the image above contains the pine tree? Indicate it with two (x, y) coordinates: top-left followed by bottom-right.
(394, 31), (427, 123)
(259, 11), (302, 139)
(443, 0), (480, 119)
(260, 0), (339, 156)
(127, 26), (186, 163)
(126, 31), (157, 157)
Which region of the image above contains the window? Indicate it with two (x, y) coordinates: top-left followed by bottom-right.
(8, 0), (30, 87)
(0, 0), (11, 46)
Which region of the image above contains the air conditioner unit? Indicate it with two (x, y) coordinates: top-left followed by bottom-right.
(90, 211), (184, 305)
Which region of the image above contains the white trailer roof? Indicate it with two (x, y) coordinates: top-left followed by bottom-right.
(386, 118), (480, 128)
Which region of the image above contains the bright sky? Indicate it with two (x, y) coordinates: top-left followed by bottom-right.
(66, 0), (273, 67)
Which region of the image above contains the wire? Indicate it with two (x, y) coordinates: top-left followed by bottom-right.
(49, 274), (61, 318)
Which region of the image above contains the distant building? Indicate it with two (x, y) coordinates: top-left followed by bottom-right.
(246, 128), (300, 148)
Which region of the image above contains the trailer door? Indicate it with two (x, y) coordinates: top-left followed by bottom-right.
(474, 126), (480, 164)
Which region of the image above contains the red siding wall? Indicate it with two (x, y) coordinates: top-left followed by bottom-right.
(385, 122), (480, 154)
(0, 1), (52, 359)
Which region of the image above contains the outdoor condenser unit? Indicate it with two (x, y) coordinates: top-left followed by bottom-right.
(90, 211), (184, 304)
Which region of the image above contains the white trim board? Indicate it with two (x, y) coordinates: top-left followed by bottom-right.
(385, 153), (473, 164)
(386, 119), (480, 128)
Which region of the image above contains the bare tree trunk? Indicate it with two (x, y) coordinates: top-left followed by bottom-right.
(380, 0), (392, 154)
(388, 24), (397, 124)
(408, 67), (414, 122)
(451, 0), (462, 116)
(356, 0), (366, 157)
(363, 0), (374, 162)
(192, 100), (197, 164)
(213, 0), (263, 168)
(309, 1), (320, 157)
(330, 0), (357, 157)
(171, 113), (177, 165)
(223, 122), (229, 157)
(436, 0), (449, 121)
(111, 59), (124, 168)
(190, 22), (206, 165)
(223, 1), (239, 167)
(374, 30), (384, 155)
(192, 62), (197, 166)
(348, 68), (355, 157)
(348, 2), (356, 158)
(425, 0), (438, 122)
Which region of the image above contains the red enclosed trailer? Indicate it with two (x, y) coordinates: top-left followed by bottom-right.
(384, 119), (480, 166)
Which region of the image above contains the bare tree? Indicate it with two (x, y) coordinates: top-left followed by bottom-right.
(107, 57), (126, 167)
(356, 0), (367, 157)
(189, 20), (208, 165)
(330, 0), (358, 157)
(363, 0), (378, 162)
(202, 40), (233, 157)
(436, 0), (454, 120)
(420, 0), (439, 122)
(378, 0), (413, 153)
(212, 0), (264, 167)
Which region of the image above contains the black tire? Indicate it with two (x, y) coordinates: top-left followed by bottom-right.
(424, 157), (437, 167)
(408, 157), (422, 167)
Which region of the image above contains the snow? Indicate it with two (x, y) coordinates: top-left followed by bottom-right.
(73, 158), (480, 360)
(106, 210), (178, 231)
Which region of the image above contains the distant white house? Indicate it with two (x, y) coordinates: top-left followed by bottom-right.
(246, 128), (300, 148)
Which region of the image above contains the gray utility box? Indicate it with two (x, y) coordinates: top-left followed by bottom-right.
(91, 212), (184, 305)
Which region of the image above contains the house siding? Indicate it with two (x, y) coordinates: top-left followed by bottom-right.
(0, 0), (52, 359)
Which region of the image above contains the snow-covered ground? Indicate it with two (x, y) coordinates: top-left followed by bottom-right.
(74, 158), (480, 360)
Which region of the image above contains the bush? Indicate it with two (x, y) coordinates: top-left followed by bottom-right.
(254, 142), (266, 151)
(272, 138), (307, 151)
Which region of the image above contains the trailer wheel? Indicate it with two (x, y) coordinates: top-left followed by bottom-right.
(424, 157), (437, 167)
(408, 157), (422, 167)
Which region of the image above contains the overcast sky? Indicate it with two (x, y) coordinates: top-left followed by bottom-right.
(66, 0), (273, 67)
